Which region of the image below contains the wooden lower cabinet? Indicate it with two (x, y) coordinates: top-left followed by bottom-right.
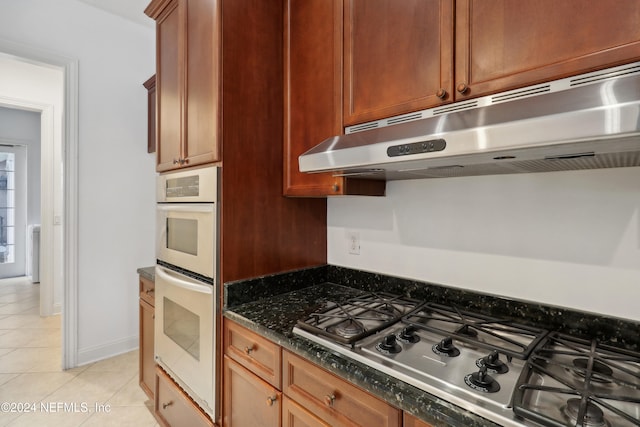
(404, 413), (434, 427)
(223, 355), (281, 427)
(222, 319), (434, 427)
(155, 366), (214, 427)
(282, 351), (401, 427)
(139, 276), (155, 399)
(282, 396), (330, 427)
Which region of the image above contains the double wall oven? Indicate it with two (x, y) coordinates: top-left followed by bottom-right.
(155, 166), (219, 418)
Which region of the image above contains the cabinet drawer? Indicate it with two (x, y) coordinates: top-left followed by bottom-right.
(139, 276), (155, 306)
(283, 351), (401, 427)
(224, 319), (281, 389)
(154, 367), (213, 427)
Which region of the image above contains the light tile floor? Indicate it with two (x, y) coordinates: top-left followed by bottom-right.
(0, 277), (158, 426)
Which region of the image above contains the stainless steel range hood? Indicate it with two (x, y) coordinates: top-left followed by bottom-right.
(299, 62), (640, 180)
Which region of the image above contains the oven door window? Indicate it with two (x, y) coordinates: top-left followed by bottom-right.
(163, 297), (200, 360)
(166, 218), (198, 256)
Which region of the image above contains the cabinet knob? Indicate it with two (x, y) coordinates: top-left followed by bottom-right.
(145, 289), (153, 295)
(173, 158), (180, 165)
(323, 394), (336, 407)
(266, 395), (278, 406)
(436, 88), (447, 99)
(244, 345), (255, 355)
(456, 83), (469, 94)
(162, 400), (174, 409)
(332, 184), (339, 192)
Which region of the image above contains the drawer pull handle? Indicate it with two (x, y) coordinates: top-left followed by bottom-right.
(162, 401), (174, 409)
(323, 394), (336, 407)
(266, 395), (277, 406)
(244, 345), (255, 355)
(145, 289), (154, 295)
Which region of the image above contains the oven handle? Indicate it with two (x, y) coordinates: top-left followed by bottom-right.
(156, 266), (213, 295)
(156, 204), (214, 213)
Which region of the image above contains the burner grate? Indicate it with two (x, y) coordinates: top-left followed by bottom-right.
(402, 303), (547, 359)
(513, 332), (640, 427)
(295, 292), (422, 345)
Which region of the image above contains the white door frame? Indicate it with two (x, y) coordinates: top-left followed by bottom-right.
(0, 39), (79, 369)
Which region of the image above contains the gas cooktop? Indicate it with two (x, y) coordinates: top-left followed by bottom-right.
(293, 292), (640, 427)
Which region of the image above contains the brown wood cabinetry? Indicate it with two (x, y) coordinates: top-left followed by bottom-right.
(143, 75), (156, 154)
(283, 0), (385, 197)
(223, 319), (403, 427)
(155, 366), (214, 427)
(224, 319), (282, 388)
(147, 0), (328, 417)
(404, 413), (434, 427)
(146, 0), (219, 172)
(282, 396), (330, 427)
(283, 351), (401, 427)
(223, 356), (282, 427)
(454, 0), (640, 101)
(343, 0), (454, 126)
(343, 0), (640, 124)
(138, 276), (155, 399)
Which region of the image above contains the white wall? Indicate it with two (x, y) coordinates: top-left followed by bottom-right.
(328, 167), (640, 322)
(0, 107), (41, 225)
(0, 0), (156, 364)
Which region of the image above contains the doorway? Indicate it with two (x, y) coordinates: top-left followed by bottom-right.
(0, 145), (27, 279)
(0, 43), (79, 369)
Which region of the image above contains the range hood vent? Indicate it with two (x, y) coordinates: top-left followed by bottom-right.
(300, 62), (640, 180)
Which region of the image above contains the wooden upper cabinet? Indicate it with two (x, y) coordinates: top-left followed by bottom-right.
(146, 0), (220, 172)
(343, 0), (454, 126)
(454, 0), (640, 100)
(284, 0), (385, 197)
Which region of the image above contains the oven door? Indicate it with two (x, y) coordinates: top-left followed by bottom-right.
(156, 203), (215, 279)
(155, 265), (215, 417)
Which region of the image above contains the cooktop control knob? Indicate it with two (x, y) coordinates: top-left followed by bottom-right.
(376, 334), (401, 354)
(397, 326), (420, 343)
(432, 337), (460, 357)
(464, 366), (501, 393)
(476, 350), (509, 374)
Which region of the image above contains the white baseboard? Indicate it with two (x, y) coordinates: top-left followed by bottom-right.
(76, 335), (139, 367)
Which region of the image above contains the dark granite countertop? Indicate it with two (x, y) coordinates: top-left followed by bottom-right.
(224, 282), (501, 427)
(223, 265), (640, 427)
(137, 266), (155, 282)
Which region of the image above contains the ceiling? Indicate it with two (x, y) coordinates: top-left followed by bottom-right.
(76, 0), (154, 28)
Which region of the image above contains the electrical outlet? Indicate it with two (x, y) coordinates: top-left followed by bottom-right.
(347, 231), (360, 255)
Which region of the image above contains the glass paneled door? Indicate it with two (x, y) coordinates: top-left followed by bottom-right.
(0, 146), (27, 279)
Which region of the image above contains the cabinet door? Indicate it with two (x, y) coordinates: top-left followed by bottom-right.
(155, 0), (183, 172)
(283, 0), (386, 197)
(184, 0), (219, 167)
(455, 0), (640, 100)
(283, 396), (331, 427)
(139, 298), (155, 400)
(223, 356), (281, 427)
(343, 0), (454, 126)
(403, 413), (434, 427)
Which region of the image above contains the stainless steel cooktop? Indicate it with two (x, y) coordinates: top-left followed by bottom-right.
(293, 292), (640, 427)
